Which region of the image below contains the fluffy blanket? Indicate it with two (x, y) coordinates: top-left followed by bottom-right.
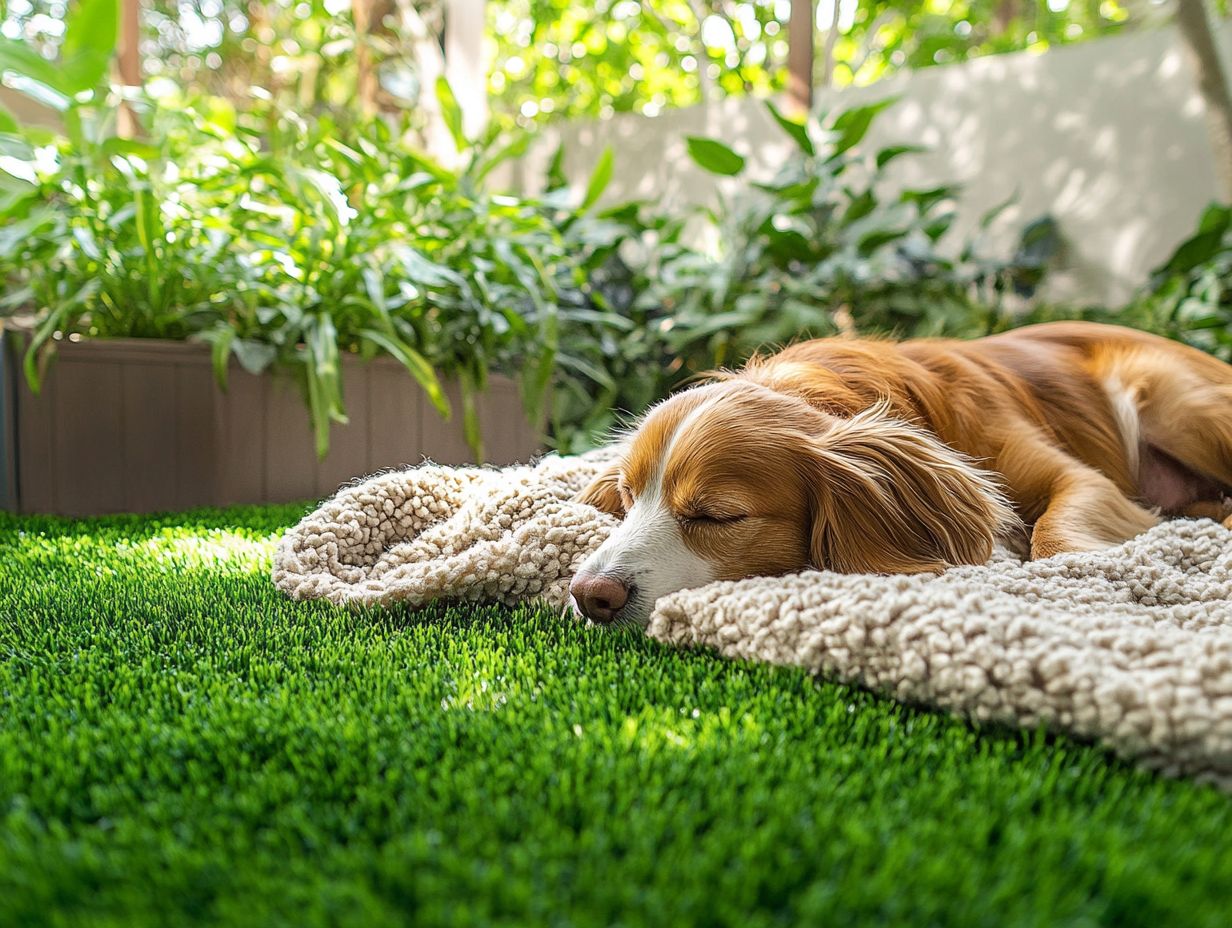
(273, 453), (1232, 790)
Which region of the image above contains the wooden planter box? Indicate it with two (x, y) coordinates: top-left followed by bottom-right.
(0, 336), (543, 516)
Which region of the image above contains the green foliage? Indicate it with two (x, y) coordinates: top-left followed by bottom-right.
(811, 0), (1134, 87)
(488, 0), (789, 127)
(2, 506), (1232, 927)
(0, 0), (1150, 133)
(1012, 202), (1232, 360)
(660, 98), (1059, 348)
(487, 0), (1136, 127)
(0, 11), (589, 460)
(546, 98), (1060, 449)
(0, 9), (1058, 458)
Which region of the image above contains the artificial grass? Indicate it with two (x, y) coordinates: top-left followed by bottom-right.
(1, 507), (1230, 928)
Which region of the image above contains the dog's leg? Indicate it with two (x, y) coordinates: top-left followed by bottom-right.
(1176, 502), (1232, 531)
(1030, 474), (1161, 558)
(995, 431), (1159, 559)
(1175, 500), (1232, 522)
(1029, 465), (1160, 559)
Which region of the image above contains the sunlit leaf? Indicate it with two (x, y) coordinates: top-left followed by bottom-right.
(580, 145), (613, 211)
(828, 97), (899, 159)
(61, 0), (119, 92)
(765, 100), (814, 156)
(875, 144), (927, 169)
(359, 328), (450, 418)
(435, 76), (467, 152)
(685, 137), (745, 176)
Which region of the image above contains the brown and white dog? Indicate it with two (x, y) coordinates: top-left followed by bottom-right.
(569, 322), (1232, 626)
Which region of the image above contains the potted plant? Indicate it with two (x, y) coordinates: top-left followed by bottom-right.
(0, 2), (595, 515)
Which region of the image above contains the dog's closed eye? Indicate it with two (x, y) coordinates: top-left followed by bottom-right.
(679, 511), (748, 526)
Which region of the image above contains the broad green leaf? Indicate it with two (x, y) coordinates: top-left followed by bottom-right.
(62, 0), (119, 66)
(102, 137), (161, 160)
(1197, 203), (1232, 236)
(828, 97), (899, 158)
(0, 105), (17, 134)
(1153, 228), (1226, 278)
(71, 225), (101, 260)
(843, 189), (878, 226)
(303, 359), (331, 461)
(0, 39), (71, 94)
(21, 279), (99, 392)
(685, 137), (745, 176)
(580, 145), (613, 211)
(858, 226), (910, 254)
(289, 166), (352, 231)
(765, 100), (814, 156)
(232, 339), (276, 375)
(305, 315), (347, 459)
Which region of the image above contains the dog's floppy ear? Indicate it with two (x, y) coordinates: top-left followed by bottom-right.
(575, 462), (625, 517)
(804, 404), (1017, 574)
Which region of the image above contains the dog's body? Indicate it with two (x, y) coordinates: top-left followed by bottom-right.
(570, 322), (1232, 625)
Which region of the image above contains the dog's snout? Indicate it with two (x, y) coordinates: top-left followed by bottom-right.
(570, 571), (630, 623)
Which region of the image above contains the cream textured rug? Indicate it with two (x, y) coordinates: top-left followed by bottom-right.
(273, 453), (1232, 790)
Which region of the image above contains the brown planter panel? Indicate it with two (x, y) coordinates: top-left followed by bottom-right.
(3, 336), (544, 516)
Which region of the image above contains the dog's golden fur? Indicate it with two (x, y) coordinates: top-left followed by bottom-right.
(578, 322), (1232, 579)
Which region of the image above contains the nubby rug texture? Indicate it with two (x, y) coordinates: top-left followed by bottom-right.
(274, 454), (1232, 790)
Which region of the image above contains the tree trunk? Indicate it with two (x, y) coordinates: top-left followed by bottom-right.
(1176, 0), (1232, 200)
(787, 0), (815, 114)
(116, 0), (141, 137)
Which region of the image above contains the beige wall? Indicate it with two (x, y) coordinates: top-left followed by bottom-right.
(508, 23), (1228, 306)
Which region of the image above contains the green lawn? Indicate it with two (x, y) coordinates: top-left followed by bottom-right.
(2, 507), (1230, 928)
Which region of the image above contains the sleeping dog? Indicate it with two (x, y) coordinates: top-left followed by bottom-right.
(570, 322), (1232, 626)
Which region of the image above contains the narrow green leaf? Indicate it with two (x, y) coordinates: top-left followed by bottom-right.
(765, 100), (814, 156)
(554, 352), (616, 392)
(359, 328), (450, 418)
(545, 142), (567, 191)
(0, 72), (70, 112)
(875, 144), (927, 169)
(459, 369), (483, 461)
(580, 145), (613, 211)
(435, 76), (467, 152)
(978, 189), (1020, 229)
(200, 328), (236, 390)
(473, 132), (534, 184)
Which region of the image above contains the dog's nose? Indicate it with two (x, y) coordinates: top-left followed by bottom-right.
(570, 571), (630, 623)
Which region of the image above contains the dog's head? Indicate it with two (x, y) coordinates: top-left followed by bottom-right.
(570, 380), (1015, 626)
